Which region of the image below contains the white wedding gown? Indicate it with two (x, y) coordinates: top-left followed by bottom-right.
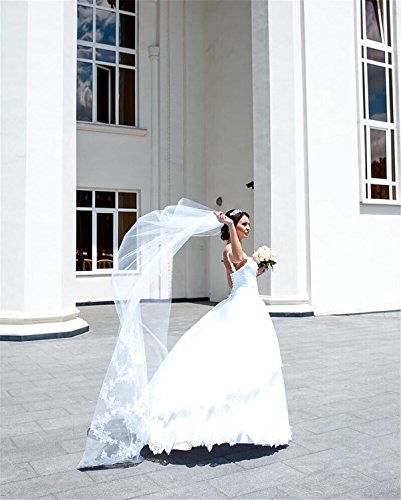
(146, 253), (293, 455)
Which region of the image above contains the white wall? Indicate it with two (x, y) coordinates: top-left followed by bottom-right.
(203, 0), (255, 301)
(303, 0), (401, 314)
(75, 0), (155, 303)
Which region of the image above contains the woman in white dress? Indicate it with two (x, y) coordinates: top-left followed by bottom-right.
(146, 209), (292, 455)
(78, 200), (292, 469)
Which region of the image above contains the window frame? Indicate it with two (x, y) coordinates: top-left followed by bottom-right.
(357, 0), (400, 205)
(76, 0), (138, 128)
(76, 188), (140, 275)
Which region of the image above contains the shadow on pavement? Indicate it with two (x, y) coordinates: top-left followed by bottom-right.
(140, 443), (287, 467)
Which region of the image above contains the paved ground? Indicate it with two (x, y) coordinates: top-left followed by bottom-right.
(0, 303), (400, 499)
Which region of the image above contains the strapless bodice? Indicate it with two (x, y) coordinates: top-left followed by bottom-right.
(229, 256), (259, 295)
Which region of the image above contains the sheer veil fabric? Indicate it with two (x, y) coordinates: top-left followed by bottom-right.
(78, 199), (223, 468)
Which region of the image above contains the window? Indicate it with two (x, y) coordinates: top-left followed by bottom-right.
(76, 190), (139, 272)
(359, 0), (399, 203)
(77, 0), (137, 127)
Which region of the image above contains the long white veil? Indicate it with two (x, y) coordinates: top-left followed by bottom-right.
(78, 198), (222, 468)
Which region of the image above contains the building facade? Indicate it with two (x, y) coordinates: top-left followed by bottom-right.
(1, 0), (400, 339)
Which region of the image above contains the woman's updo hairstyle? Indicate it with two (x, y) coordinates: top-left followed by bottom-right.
(220, 208), (250, 241)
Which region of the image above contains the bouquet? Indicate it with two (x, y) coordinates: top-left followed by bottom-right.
(252, 245), (277, 272)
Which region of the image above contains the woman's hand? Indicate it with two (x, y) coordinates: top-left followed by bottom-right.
(256, 266), (265, 277)
(214, 211), (233, 226)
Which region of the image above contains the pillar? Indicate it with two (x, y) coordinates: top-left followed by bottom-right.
(0, 0), (89, 340)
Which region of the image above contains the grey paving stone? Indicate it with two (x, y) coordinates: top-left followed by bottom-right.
(297, 413), (370, 435)
(208, 462), (305, 497)
(338, 477), (401, 498)
(30, 452), (84, 476)
(135, 480), (228, 499)
(233, 486), (295, 498)
(3, 442), (69, 465)
(0, 471), (94, 499)
(293, 427), (371, 452)
(1, 407), (71, 426)
(36, 414), (91, 432)
(54, 474), (161, 499)
(58, 437), (87, 454)
(0, 460), (38, 484)
(0, 420), (43, 438)
(349, 416), (400, 437)
(349, 457), (400, 482)
(276, 466), (377, 498)
(146, 457), (244, 490)
(0, 437), (17, 451)
(0, 404), (28, 418)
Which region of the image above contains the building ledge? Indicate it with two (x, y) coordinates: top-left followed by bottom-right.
(77, 122), (148, 137)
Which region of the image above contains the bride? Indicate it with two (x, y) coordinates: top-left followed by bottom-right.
(78, 199), (292, 469)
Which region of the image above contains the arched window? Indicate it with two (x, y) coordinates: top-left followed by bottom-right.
(359, 0), (398, 203)
(76, 0), (136, 127)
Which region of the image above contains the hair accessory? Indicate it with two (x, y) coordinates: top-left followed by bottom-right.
(230, 209), (241, 216)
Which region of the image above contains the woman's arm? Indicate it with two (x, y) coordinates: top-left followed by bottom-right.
(227, 223), (246, 263)
(214, 212), (246, 263)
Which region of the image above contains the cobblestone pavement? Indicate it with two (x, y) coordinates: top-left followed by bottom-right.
(1, 304), (400, 499)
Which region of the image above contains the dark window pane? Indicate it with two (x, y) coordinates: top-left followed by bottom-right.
(119, 68), (135, 126)
(76, 211), (92, 271)
(77, 190), (92, 207)
(392, 186), (396, 200)
(390, 129), (395, 181)
(97, 213), (114, 268)
(371, 184), (389, 199)
(365, 0), (384, 43)
(364, 126), (368, 178)
(362, 64), (366, 119)
(366, 184), (368, 198)
(120, 0), (135, 13)
(389, 68), (393, 123)
(370, 128), (387, 179)
(119, 192), (137, 208)
(118, 212), (136, 247)
(367, 64), (387, 121)
(96, 0), (116, 8)
(119, 52), (135, 66)
(77, 44), (93, 60)
(95, 191), (115, 208)
(77, 61), (93, 122)
(388, 52), (392, 64)
(119, 13), (135, 49)
(386, 0), (391, 46)
(96, 48), (116, 63)
(96, 10), (116, 45)
(78, 5), (93, 42)
(97, 65), (115, 124)
(366, 48), (385, 62)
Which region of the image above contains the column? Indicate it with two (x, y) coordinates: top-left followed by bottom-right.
(0, 1), (89, 340)
(148, 45), (160, 211)
(251, 0), (313, 316)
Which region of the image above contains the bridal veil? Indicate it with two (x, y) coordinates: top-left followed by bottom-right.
(78, 198), (222, 468)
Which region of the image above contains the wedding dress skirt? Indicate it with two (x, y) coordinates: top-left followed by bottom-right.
(147, 256), (292, 455)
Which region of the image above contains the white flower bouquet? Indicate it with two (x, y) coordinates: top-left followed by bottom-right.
(252, 245), (277, 272)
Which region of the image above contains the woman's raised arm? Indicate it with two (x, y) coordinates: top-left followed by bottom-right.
(214, 212), (246, 263)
